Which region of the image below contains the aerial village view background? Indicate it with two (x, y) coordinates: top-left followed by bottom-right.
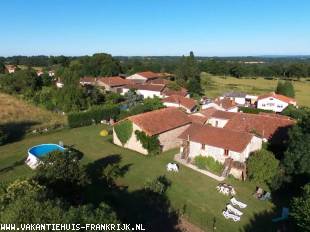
(0, 0), (310, 231)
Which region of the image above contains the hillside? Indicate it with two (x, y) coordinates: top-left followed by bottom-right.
(0, 92), (66, 140)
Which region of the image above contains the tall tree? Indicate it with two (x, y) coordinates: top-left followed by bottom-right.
(247, 149), (279, 185)
(275, 80), (295, 98)
(291, 183), (310, 231)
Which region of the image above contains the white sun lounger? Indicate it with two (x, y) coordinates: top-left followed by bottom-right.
(227, 204), (243, 216)
(222, 210), (240, 222)
(230, 197), (247, 208)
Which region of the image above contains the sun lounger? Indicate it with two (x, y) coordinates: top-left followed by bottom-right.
(230, 197), (247, 208)
(222, 210), (240, 222)
(227, 204), (243, 216)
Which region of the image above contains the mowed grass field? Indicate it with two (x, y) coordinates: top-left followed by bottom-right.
(201, 73), (310, 107)
(0, 92), (66, 133)
(0, 125), (276, 232)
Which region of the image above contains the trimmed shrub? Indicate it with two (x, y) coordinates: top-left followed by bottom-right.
(144, 176), (171, 195)
(114, 120), (133, 145)
(194, 155), (223, 175)
(135, 130), (161, 155)
(68, 104), (120, 128)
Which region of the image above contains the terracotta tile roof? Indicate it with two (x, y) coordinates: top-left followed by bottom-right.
(257, 92), (296, 104)
(198, 108), (218, 118)
(136, 71), (160, 79)
(98, 76), (133, 87)
(224, 112), (295, 140)
(128, 108), (191, 136)
(162, 87), (188, 97)
(124, 83), (165, 92)
(214, 98), (237, 110)
(179, 124), (253, 153)
(188, 114), (209, 125)
(211, 110), (237, 120)
(162, 95), (197, 110)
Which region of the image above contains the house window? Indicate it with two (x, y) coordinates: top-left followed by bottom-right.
(201, 144), (205, 149)
(224, 149), (229, 156)
(215, 120), (219, 127)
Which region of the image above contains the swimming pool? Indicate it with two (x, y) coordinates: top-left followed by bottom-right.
(26, 144), (65, 169)
(28, 144), (65, 158)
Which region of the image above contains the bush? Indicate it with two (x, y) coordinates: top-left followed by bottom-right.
(135, 130), (161, 155)
(194, 155), (223, 175)
(114, 120), (133, 145)
(68, 104), (120, 128)
(247, 149), (279, 185)
(144, 176), (171, 195)
(239, 106), (273, 114)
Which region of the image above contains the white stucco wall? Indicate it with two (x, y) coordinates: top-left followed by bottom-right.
(137, 89), (163, 98)
(257, 97), (289, 112)
(207, 118), (229, 128)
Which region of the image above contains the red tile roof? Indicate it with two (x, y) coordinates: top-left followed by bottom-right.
(179, 124), (253, 152)
(136, 71), (160, 79)
(124, 83), (165, 92)
(224, 112), (295, 140)
(188, 114), (209, 125)
(162, 95), (197, 110)
(211, 110), (237, 120)
(98, 76), (133, 87)
(128, 108), (191, 136)
(162, 87), (188, 97)
(257, 92), (296, 104)
(198, 108), (218, 118)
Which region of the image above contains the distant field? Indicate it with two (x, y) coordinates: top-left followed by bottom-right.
(201, 73), (310, 107)
(0, 92), (66, 135)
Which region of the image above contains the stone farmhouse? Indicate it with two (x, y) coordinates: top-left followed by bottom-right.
(113, 108), (191, 155)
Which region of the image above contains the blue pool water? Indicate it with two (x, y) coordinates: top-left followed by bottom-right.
(28, 144), (65, 158)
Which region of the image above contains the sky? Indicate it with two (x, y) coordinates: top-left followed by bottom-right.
(0, 0), (310, 56)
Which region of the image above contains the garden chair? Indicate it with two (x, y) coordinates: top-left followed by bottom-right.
(230, 197), (247, 208)
(260, 192), (272, 201)
(253, 187), (264, 198)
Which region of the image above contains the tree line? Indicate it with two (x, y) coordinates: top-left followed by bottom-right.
(1, 54), (310, 78)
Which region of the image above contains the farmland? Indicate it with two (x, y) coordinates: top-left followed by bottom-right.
(201, 73), (310, 107)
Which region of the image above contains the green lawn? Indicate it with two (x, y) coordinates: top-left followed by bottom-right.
(0, 125), (276, 231)
(201, 73), (310, 107)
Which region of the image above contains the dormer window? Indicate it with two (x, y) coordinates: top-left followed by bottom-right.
(269, 98), (273, 100)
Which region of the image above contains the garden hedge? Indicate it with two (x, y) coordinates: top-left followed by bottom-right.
(68, 104), (120, 128)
